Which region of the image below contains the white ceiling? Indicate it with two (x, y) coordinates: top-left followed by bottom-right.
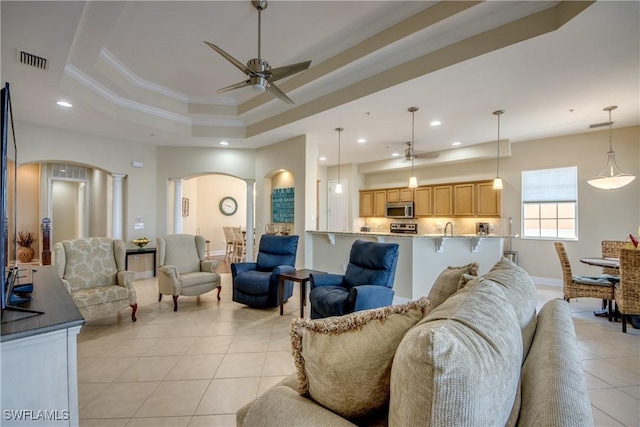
(1, 1), (638, 171)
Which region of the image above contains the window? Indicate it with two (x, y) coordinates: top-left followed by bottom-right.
(522, 167), (577, 239)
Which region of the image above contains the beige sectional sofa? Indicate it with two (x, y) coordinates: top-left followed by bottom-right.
(237, 257), (593, 426)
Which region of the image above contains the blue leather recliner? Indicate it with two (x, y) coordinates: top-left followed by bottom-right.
(309, 239), (399, 319)
(231, 234), (299, 308)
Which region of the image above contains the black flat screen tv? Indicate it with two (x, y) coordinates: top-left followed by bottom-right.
(0, 82), (15, 312)
(1, 82), (43, 320)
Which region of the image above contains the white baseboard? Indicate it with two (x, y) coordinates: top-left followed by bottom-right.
(134, 271), (154, 280)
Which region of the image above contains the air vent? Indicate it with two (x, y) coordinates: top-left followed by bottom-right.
(18, 50), (47, 70)
(589, 121), (612, 129)
(47, 163), (88, 180)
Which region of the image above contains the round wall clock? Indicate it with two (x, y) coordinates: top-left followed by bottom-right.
(219, 196), (238, 216)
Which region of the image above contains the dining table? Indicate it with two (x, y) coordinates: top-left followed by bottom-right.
(579, 257), (620, 269)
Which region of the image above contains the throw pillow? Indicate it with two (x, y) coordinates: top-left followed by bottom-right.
(481, 257), (538, 358)
(290, 297), (430, 420)
(426, 262), (479, 309)
(389, 279), (522, 426)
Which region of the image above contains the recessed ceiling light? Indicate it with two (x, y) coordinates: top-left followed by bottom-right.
(357, 138), (366, 143)
(219, 141), (229, 146)
(56, 100), (72, 108)
(452, 141), (462, 146)
(430, 120), (441, 127)
(319, 156), (327, 161)
(391, 152), (400, 157)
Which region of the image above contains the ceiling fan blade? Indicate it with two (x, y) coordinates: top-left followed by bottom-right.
(204, 41), (251, 76)
(269, 60), (311, 82)
(265, 81), (294, 104)
(217, 80), (252, 93)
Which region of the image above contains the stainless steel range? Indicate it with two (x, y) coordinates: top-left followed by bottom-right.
(390, 223), (418, 234)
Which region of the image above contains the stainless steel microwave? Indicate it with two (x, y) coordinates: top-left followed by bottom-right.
(386, 202), (414, 219)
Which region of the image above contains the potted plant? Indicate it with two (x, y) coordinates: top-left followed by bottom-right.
(17, 230), (37, 263)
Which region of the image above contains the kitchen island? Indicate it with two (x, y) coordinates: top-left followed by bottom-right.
(306, 230), (505, 300)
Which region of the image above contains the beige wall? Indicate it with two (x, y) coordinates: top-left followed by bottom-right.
(192, 174), (247, 255)
(256, 135), (316, 267)
(156, 146), (256, 235)
(17, 121), (158, 245)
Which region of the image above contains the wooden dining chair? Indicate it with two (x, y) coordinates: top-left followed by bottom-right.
(615, 248), (640, 333)
(231, 226), (246, 263)
(222, 226), (234, 259)
(554, 241), (616, 320)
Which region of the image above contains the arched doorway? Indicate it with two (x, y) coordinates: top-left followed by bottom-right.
(176, 173), (249, 258)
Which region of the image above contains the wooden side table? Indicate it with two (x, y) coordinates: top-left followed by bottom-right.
(279, 269), (326, 317)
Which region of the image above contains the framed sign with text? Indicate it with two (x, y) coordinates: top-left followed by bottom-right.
(272, 187), (294, 223)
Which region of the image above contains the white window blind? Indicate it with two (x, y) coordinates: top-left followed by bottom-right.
(522, 166), (577, 203)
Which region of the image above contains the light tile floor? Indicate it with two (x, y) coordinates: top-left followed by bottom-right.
(77, 275), (639, 427)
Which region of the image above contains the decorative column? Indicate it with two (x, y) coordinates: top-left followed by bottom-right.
(111, 173), (126, 239)
(245, 179), (255, 261)
(171, 178), (183, 234)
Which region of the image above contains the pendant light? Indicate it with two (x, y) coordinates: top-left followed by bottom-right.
(587, 106), (636, 190)
(335, 127), (343, 194)
(408, 107), (419, 189)
(492, 109), (505, 190)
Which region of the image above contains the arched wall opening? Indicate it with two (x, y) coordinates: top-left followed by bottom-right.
(17, 160), (114, 261)
(262, 169), (296, 237)
(166, 173), (249, 257)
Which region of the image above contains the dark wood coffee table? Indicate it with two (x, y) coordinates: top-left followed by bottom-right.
(279, 269), (326, 317)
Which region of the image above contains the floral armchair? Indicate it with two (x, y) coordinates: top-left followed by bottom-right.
(54, 237), (137, 321)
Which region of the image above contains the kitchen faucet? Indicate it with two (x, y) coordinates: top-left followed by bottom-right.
(444, 221), (454, 236)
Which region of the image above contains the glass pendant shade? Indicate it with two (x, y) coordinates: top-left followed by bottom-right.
(493, 110), (505, 190)
(492, 177), (503, 190)
(587, 150), (636, 189)
(407, 107), (419, 189)
(588, 106), (636, 190)
(335, 127), (343, 194)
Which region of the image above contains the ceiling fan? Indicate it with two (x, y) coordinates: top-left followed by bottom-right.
(403, 141), (439, 161)
(204, 0), (311, 104)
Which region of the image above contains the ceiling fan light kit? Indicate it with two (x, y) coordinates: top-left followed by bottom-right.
(492, 109), (505, 190)
(204, 0), (311, 104)
(587, 106), (636, 190)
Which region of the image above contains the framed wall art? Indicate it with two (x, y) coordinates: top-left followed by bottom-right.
(182, 197), (189, 217)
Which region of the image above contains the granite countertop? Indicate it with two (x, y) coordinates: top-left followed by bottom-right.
(308, 230), (510, 239)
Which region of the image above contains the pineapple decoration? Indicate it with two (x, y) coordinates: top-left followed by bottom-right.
(17, 230), (37, 263)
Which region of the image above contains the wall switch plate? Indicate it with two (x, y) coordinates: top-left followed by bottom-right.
(134, 222), (144, 230)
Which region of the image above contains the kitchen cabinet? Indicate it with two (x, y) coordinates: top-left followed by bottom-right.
(414, 187), (432, 217)
(387, 188), (414, 203)
(433, 185), (453, 216)
(359, 190), (387, 217)
(359, 180), (500, 218)
(476, 181), (501, 217)
(454, 183), (475, 216)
